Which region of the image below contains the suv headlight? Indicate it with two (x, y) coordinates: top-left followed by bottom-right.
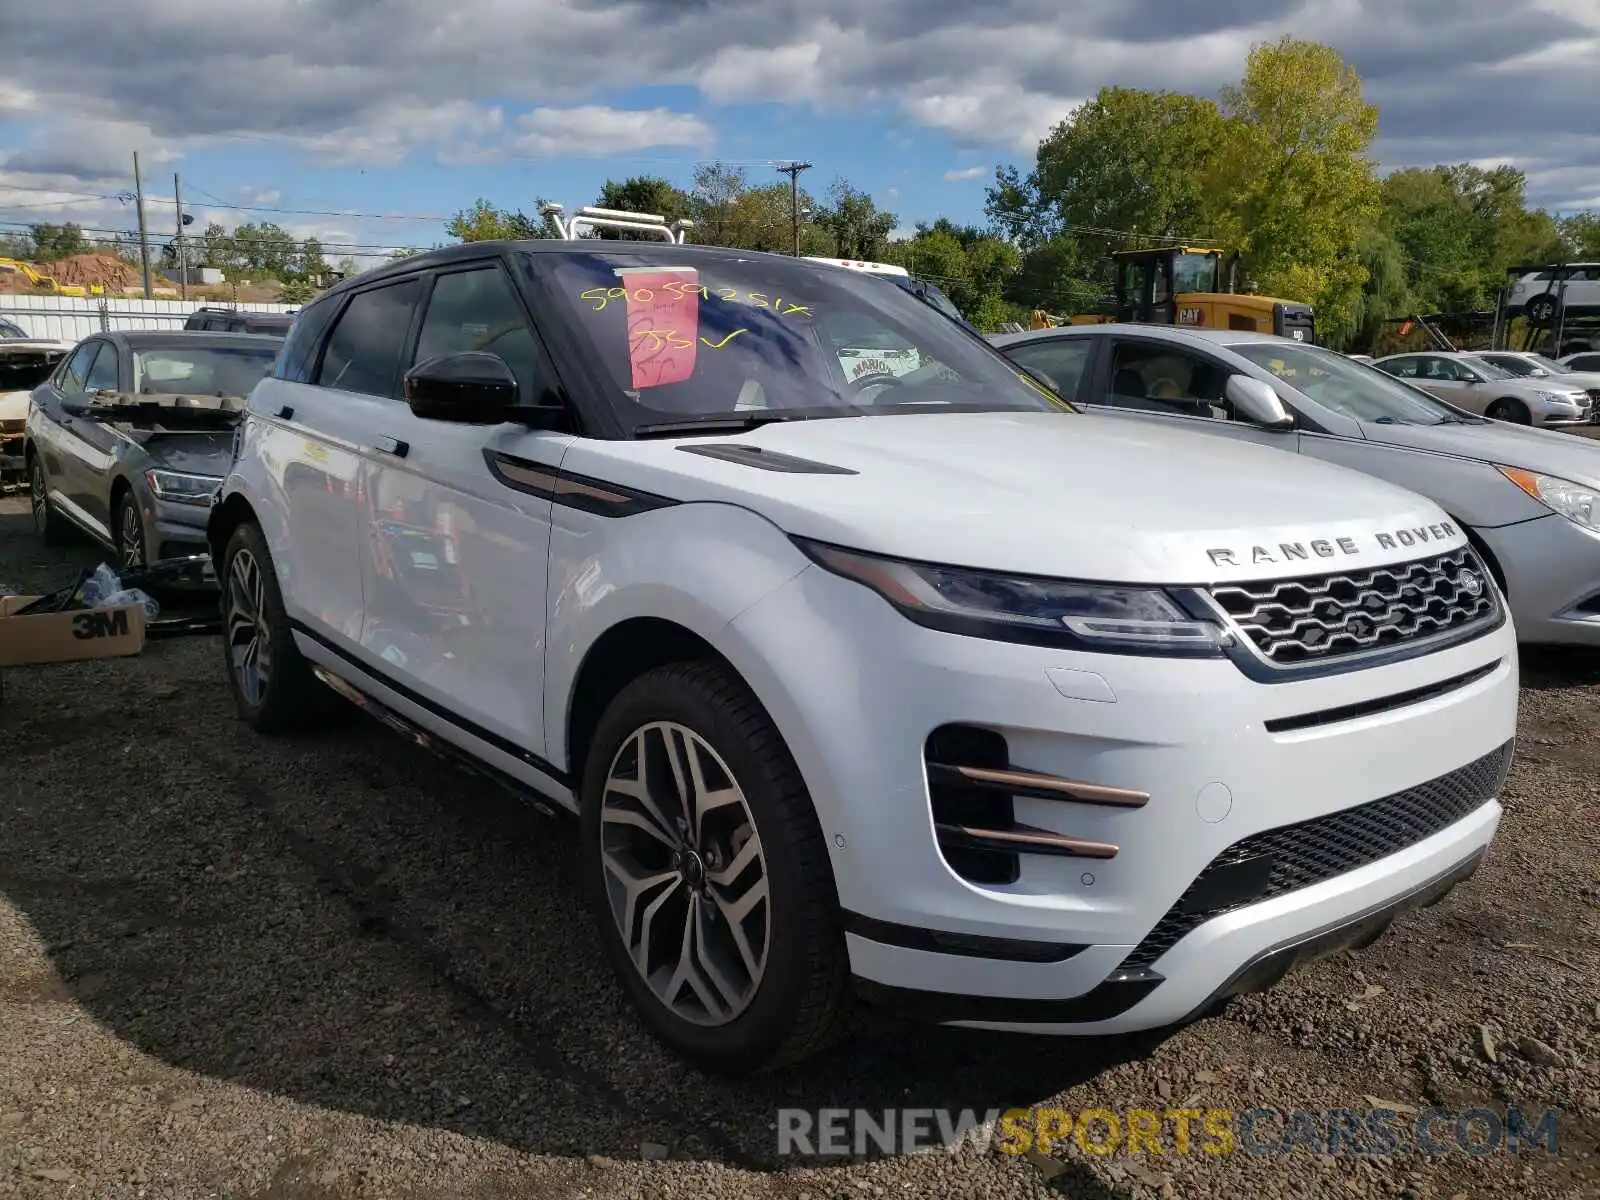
(793, 538), (1228, 655)
(1498, 467), (1600, 531)
(145, 468), (223, 506)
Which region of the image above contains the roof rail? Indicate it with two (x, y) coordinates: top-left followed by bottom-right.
(541, 202), (693, 244)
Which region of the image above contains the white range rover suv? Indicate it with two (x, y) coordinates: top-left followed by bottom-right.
(208, 230), (1518, 1075)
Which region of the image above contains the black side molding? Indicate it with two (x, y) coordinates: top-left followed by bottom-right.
(842, 911), (1089, 963)
(484, 450), (678, 517)
(677, 443), (858, 475)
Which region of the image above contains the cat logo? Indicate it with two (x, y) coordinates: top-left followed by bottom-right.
(71, 609), (130, 640)
(1177, 307), (1203, 325)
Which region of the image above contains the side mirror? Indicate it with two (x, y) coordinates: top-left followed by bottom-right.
(1225, 375), (1294, 429)
(404, 351), (520, 423)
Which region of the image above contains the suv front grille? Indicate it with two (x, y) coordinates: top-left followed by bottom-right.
(1121, 740), (1513, 971)
(1208, 547), (1497, 668)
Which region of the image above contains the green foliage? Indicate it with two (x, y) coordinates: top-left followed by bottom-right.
(26, 222), (88, 261)
(885, 220), (1022, 331)
(445, 198), (553, 242)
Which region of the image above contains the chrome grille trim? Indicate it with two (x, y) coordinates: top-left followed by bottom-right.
(1207, 547), (1499, 668)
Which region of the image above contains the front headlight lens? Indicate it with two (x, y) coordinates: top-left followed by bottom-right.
(1498, 466), (1600, 531)
(145, 468), (223, 506)
(794, 538), (1227, 655)
(1536, 391), (1581, 407)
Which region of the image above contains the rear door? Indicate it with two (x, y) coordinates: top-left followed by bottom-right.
(253, 277), (425, 646)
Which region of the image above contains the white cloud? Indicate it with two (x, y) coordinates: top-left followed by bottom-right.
(942, 165), (989, 182)
(505, 106), (714, 159)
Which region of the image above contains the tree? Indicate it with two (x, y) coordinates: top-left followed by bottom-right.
(295, 236), (328, 281)
(1214, 37), (1382, 338)
(228, 222), (298, 277)
(887, 220), (1023, 331)
(28, 222), (88, 261)
(997, 88), (1229, 249)
(816, 179), (896, 259)
(446, 198), (552, 242)
(593, 175), (695, 238)
(687, 162), (752, 248)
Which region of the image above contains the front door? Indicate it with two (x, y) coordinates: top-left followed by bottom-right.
(357, 258), (568, 766)
(68, 338), (124, 532)
(36, 339), (112, 540)
(1084, 335), (1308, 452)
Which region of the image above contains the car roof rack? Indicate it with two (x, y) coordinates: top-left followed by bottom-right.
(541, 203), (693, 244)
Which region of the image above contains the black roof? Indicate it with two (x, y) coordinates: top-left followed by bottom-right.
(100, 330), (285, 349)
(321, 239), (797, 303)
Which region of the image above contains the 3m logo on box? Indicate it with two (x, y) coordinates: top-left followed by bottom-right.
(72, 609), (131, 640)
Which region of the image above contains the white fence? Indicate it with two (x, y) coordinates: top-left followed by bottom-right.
(0, 294), (296, 343)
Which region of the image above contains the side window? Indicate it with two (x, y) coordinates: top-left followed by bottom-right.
(1006, 339), (1093, 400)
(1571, 354), (1600, 371)
(315, 279), (423, 398)
(1385, 358), (1418, 378)
(85, 343), (118, 391)
(58, 342), (99, 393)
(1105, 342), (1233, 420)
(412, 265), (543, 402)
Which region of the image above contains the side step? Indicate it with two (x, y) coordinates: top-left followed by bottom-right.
(311, 666), (565, 818)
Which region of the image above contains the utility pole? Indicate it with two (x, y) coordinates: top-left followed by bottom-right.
(132, 152), (152, 298)
(775, 161), (812, 257)
(173, 173), (189, 300)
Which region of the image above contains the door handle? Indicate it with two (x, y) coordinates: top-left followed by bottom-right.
(373, 436), (409, 459)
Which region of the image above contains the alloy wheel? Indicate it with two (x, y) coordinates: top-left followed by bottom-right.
(120, 500), (145, 569)
(225, 548), (271, 706)
(599, 721), (771, 1027)
(29, 459), (47, 535)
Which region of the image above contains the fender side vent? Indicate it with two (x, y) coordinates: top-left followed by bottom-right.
(677, 443), (858, 474)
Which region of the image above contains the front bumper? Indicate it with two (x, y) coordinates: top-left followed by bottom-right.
(1477, 513), (1600, 645)
(728, 563), (1518, 1033)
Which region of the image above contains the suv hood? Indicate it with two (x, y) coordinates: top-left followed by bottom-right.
(1358, 418), (1600, 488)
(571, 411), (1463, 584)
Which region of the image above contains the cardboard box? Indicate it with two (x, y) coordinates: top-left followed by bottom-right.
(0, 595), (147, 666)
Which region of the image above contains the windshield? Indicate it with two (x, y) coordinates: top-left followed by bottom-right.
(132, 345), (280, 397)
(1527, 354), (1566, 373)
(1228, 341), (1463, 425)
(527, 249), (1064, 432)
(1459, 355), (1513, 381)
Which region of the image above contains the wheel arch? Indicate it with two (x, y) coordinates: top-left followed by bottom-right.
(207, 491), (259, 566)
(565, 616), (738, 789)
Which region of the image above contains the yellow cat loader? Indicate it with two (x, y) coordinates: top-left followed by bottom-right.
(1037, 247), (1316, 344)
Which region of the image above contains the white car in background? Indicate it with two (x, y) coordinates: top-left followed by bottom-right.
(0, 332), (71, 489)
(1476, 351), (1600, 406)
(1508, 264), (1600, 325)
(1559, 350), (1600, 374)
(1371, 351), (1592, 428)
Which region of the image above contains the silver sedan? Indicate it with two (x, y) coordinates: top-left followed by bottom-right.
(990, 323), (1600, 647)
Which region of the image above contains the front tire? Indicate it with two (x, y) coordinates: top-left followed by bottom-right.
(219, 521), (343, 733)
(580, 661), (849, 1075)
(114, 490), (147, 570)
(1526, 294), (1559, 326)
(1486, 398), (1531, 424)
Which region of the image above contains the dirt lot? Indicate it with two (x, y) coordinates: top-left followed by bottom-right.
(1, 495), (1597, 1200)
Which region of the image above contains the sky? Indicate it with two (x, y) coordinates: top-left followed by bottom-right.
(1, 0), (1597, 268)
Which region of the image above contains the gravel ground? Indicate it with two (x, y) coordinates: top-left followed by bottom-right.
(1, 494), (1597, 1200)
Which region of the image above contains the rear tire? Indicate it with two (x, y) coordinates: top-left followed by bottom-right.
(580, 661), (849, 1076)
(1485, 398), (1531, 424)
(219, 521), (344, 733)
(29, 453), (71, 546)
